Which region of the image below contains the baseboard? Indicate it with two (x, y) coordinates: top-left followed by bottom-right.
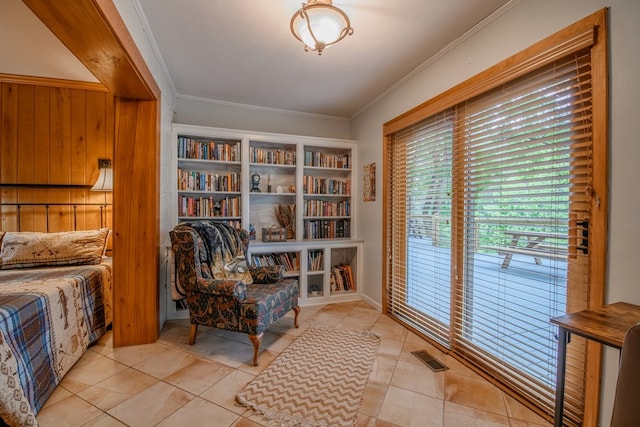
(360, 294), (382, 312)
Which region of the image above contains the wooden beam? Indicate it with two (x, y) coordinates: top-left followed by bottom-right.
(113, 97), (160, 346)
(21, 0), (160, 100)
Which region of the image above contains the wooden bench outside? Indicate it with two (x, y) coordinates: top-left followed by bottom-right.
(481, 245), (568, 268)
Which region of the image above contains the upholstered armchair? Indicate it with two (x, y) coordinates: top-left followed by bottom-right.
(170, 220), (300, 365)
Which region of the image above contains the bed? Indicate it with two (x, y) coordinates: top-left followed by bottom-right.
(0, 227), (112, 427)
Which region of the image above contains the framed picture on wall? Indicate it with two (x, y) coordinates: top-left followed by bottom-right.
(363, 163), (376, 202)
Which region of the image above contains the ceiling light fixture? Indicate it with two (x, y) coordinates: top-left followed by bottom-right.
(290, 0), (354, 55)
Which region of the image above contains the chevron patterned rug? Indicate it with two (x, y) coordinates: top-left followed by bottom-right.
(236, 327), (380, 426)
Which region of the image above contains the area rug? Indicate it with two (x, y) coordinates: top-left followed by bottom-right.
(236, 327), (380, 426)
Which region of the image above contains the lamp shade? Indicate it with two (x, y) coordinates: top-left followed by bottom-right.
(91, 159), (113, 191)
(290, 0), (353, 54)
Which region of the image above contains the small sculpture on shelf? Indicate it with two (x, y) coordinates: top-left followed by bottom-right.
(248, 224), (256, 240)
(250, 173), (261, 192)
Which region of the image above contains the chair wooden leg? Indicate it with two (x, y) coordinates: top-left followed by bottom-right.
(248, 333), (263, 366)
(188, 324), (198, 345)
(293, 306), (300, 328)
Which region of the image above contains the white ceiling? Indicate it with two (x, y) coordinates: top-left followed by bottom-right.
(5, 0), (511, 119)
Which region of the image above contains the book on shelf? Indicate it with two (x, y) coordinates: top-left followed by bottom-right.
(303, 176), (351, 195)
(249, 146), (296, 165)
(330, 264), (354, 291)
(178, 136), (240, 161)
(178, 195), (240, 217)
(308, 250), (324, 271)
(303, 199), (350, 217)
(251, 252), (299, 273)
(304, 219), (351, 239)
(304, 150), (351, 169)
(178, 169), (240, 192)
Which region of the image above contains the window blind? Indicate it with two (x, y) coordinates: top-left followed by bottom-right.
(455, 51), (592, 424)
(389, 112), (454, 346)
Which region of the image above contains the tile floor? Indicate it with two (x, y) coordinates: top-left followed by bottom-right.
(36, 301), (552, 426)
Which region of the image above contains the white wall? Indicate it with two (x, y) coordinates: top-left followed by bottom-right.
(350, 0), (640, 424)
(175, 96), (351, 140)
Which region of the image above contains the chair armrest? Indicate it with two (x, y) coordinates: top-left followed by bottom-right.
(249, 265), (285, 284)
(193, 277), (247, 300)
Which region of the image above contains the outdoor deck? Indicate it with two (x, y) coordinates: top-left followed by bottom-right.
(405, 235), (567, 386)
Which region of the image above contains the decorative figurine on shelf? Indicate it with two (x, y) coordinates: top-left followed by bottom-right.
(250, 172), (261, 192)
(248, 224), (256, 240)
(267, 174), (272, 193)
(213, 200), (221, 216)
(275, 204), (295, 239)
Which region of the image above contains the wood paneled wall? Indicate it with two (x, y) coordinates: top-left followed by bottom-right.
(0, 81), (114, 232)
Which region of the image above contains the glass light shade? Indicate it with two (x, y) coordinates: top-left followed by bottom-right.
(290, 1), (353, 54)
(91, 159), (113, 191)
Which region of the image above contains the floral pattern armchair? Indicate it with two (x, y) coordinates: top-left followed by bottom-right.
(170, 220), (300, 365)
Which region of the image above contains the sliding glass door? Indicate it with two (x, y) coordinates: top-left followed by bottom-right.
(383, 13), (608, 420)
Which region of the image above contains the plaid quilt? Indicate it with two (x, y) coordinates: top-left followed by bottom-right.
(0, 259), (112, 427)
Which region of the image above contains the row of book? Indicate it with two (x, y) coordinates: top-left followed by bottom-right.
(303, 199), (350, 217)
(251, 252), (299, 272)
(178, 137), (240, 162)
(308, 250), (324, 271)
(178, 195), (240, 218)
(303, 219), (351, 239)
(249, 147), (296, 165)
(304, 151), (351, 169)
(330, 264), (355, 292)
(178, 169), (240, 192)
(303, 176), (351, 195)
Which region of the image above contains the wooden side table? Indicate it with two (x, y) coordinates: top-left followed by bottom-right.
(550, 302), (640, 426)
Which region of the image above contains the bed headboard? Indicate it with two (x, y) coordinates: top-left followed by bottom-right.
(0, 184), (111, 232)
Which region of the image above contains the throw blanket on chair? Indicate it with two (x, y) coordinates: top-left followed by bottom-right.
(188, 221), (253, 284)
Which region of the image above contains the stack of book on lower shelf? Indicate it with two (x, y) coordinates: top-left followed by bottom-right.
(308, 250), (324, 271)
(330, 264), (354, 292)
(251, 252), (299, 274)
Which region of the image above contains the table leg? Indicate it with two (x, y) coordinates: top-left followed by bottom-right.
(554, 327), (569, 427)
(527, 237), (546, 265)
(502, 236), (520, 268)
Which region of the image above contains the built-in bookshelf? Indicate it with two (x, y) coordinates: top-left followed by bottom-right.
(176, 134), (242, 226)
(245, 242), (361, 304)
(330, 247), (357, 294)
(248, 140), (297, 240)
(307, 249), (324, 298)
(303, 145), (352, 240)
(170, 124), (362, 318)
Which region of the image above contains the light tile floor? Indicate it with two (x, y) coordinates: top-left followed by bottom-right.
(36, 301), (553, 426)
